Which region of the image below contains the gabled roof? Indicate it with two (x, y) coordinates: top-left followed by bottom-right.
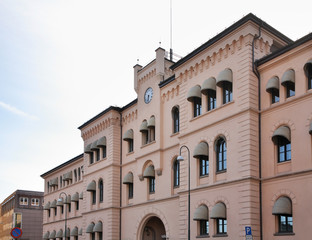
(170, 13), (293, 70)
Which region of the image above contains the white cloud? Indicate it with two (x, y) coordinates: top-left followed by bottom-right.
(0, 101), (38, 120)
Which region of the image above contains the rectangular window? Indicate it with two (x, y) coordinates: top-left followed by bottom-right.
(128, 183), (133, 199)
(222, 82), (233, 104)
(278, 141), (291, 163)
(271, 89), (280, 103)
(286, 84), (295, 98)
(31, 198), (40, 206)
(200, 220), (209, 235)
(68, 203), (71, 212)
(13, 213), (22, 228)
(193, 98), (202, 117)
(199, 157), (209, 176)
(217, 219), (227, 234)
(55, 207), (57, 216)
(91, 233), (95, 240)
(149, 177), (155, 193)
(61, 205), (64, 214)
(89, 152), (94, 164)
(128, 140), (133, 153)
(19, 197), (28, 206)
(308, 69), (312, 90)
(96, 149), (100, 161)
(48, 209), (50, 217)
(76, 201), (79, 211)
(102, 146), (107, 158)
(92, 192), (96, 205)
(207, 93), (216, 111)
(279, 215), (293, 233)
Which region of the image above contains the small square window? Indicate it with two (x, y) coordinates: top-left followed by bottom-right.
(31, 198), (40, 206)
(19, 197), (28, 206)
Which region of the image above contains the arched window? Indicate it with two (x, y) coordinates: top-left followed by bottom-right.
(272, 196), (293, 233)
(123, 129), (134, 153)
(173, 159), (180, 187)
(187, 85), (202, 117)
(266, 76), (280, 104)
(140, 120), (149, 145)
(99, 179), (104, 203)
(201, 77), (216, 111)
(281, 69), (295, 98)
(123, 172), (134, 199)
(193, 205), (209, 236)
(216, 138), (227, 172)
(304, 60), (312, 90)
(217, 69), (233, 104)
(194, 142), (209, 176)
(172, 107), (180, 133)
(272, 126), (291, 162)
(210, 202), (227, 235)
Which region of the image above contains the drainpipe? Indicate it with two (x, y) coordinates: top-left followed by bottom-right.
(119, 111), (123, 240)
(252, 22), (263, 240)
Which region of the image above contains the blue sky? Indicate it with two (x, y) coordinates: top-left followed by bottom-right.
(0, 0), (311, 202)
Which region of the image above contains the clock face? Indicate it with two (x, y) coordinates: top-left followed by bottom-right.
(144, 87), (153, 104)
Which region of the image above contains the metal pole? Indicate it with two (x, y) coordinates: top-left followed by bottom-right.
(178, 145), (190, 240)
(59, 192), (67, 240)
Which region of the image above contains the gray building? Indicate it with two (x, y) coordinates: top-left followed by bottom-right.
(0, 190), (43, 240)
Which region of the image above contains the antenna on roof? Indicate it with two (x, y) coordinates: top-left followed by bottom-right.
(170, 0), (173, 61)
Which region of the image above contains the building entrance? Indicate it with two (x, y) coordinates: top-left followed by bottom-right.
(142, 216), (166, 240)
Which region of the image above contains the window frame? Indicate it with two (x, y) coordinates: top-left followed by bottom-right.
(173, 107), (180, 133)
(173, 159), (180, 187)
(19, 197), (28, 206)
(149, 177), (155, 194)
(277, 138), (291, 163)
(99, 179), (104, 203)
(278, 215), (293, 233)
(31, 198), (40, 206)
(307, 64), (312, 90)
(199, 220), (209, 236)
(207, 91), (216, 111)
(199, 156), (209, 177)
(286, 83), (295, 98)
(216, 138), (227, 172)
(102, 146), (107, 158)
(222, 82), (233, 104)
(271, 88), (280, 103)
(128, 182), (133, 199)
(193, 97), (202, 117)
(216, 218), (227, 234)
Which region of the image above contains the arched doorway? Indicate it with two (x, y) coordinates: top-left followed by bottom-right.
(142, 216), (166, 240)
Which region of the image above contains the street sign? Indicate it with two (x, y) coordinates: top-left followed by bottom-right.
(246, 236), (253, 240)
(245, 226), (252, 235)
(10, 227), (22, 239)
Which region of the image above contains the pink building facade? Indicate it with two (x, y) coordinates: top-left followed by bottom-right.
(41, 13), (312, 240)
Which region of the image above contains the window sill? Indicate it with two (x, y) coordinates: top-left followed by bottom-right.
(212, 234), (228, 238)
(199, 174), (209, 178)
(274, 232), (295, 236)
(141, 140), (156, 148)
(196, 234), (209, 238)
(171, 132), (179, 137)
(216, 170), (227, 175)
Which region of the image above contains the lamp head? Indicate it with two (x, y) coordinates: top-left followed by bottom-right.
(177, 155), (184, 161)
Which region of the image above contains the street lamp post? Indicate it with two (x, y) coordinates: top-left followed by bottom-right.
(58, 192), (67, 240)
(177, 145), (190, 240)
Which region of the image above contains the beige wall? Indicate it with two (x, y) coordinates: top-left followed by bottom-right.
(42, 14), (312, 240)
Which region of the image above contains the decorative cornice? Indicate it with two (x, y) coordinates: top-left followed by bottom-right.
(122, 109), (138, 125)
(81, 116), (120, 141)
